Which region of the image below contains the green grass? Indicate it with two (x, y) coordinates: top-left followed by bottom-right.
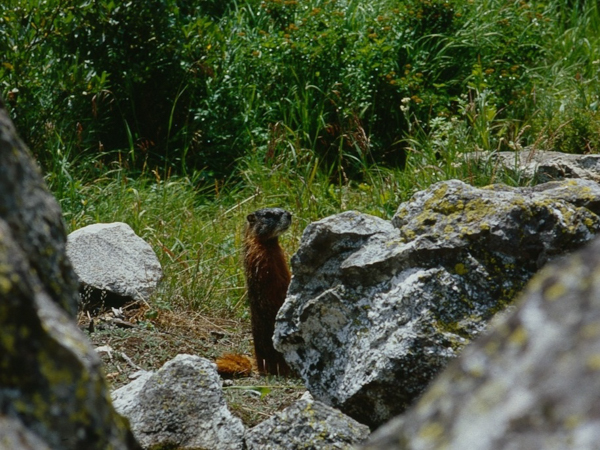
(59, 146), (527, 320)
(3, 0), (591, 317)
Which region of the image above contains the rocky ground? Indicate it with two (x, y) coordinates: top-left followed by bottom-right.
(79, 301), (306, 427)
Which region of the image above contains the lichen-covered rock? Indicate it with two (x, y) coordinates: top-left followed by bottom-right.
(0, 97), (79, 316)
(67, 222), (163, 305)
(245, 399), (370, 449)
(274, 179), (600, 429)
(112, 354), (245, 450)
(0, 416), (53, 450)
(363, 235), (600, 450)
(0, 97), (140, 449)
(393, 179), (600, 267)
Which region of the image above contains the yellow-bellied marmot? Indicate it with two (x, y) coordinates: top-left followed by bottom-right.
(243, 207), (292, 376)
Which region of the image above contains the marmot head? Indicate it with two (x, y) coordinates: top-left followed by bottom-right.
(246, 208), (292, 241)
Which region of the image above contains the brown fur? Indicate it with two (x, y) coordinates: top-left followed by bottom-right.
(215, 353), (254, 378)
(243, 208), (292, 376)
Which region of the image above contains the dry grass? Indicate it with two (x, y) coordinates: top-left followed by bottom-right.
(81, 301), (305, 427)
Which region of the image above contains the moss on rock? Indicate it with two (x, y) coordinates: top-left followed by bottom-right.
(0, 98), (140, 449)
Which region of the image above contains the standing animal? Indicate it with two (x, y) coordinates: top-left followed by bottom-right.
(243, 207), (292, 376)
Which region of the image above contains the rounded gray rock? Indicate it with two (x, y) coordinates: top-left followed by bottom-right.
(245, 399), (370, 449)
(67, 222), (162, 303)
(112, 354), (245, 450)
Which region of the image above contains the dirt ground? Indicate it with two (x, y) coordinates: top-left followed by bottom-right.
(80, 300), (306, 427)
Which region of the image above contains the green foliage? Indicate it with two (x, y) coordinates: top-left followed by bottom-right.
(0, 0), (226, 176)
(529, 0), (600, 153)
(546, 106), (600, 153)
(4, 0), (599, 181)
(0, 1), (108, 167)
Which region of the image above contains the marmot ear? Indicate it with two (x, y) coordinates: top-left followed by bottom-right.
(247, 213), (255, 223)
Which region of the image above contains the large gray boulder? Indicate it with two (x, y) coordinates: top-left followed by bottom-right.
(67, 222), (163, 305)
(0, 416), (53, 450)
(112, 354), (245, 450)
(0, 97), (140, 448)
(0, 103), (79, 316)
(274, 179), (600, 428)
(245, 398), (370, 449)
(363, 234), (600, 449)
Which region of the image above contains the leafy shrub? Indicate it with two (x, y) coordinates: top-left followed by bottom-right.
(0, 1), (108, 166)
(1, 0), (228, 176)
(218, 0), (565, 173)
(1, 0), (599, 183)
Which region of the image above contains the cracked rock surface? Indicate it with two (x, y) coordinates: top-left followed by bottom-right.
(112, 354), (245, 450)
(245, 398), (370, 449)
(275, 179), (600, 428)
(363, 235), (600, 449)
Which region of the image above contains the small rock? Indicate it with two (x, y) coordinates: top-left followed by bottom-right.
(112, 354), (245, 450)
(300, 390), (314, 401)
(245, 399), (370, 449)
(67, 222), (163, 306)
(466, 149), (600, 183)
